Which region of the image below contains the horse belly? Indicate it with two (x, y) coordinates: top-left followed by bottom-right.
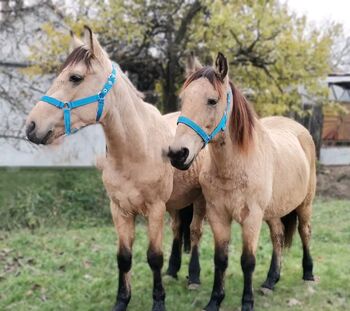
(265, 139), (310, 219)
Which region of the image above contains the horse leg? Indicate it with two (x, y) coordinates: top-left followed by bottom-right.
(147, 203), (166, 311)
(180, 205), (193, 253)
(261, 218), (284, 292)
(111, 204), (135, 311)
(297, 203), (315, 281)
(188, 195), (206, 289)
(166, 210), (182, 279)
(240, 209), (263, 311)
(204, 211), (231, 311)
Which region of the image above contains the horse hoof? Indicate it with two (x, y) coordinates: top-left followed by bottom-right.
(303, 275), (320, 284)
(203, 301), (220, 311)
(188, 282), (200, 290)
(259, 286), (273, 295)
(112, 301), (128, 311)
(241, 303), (254, 311)
(152, 300), (166, 311)
(303, 274), (316, 282)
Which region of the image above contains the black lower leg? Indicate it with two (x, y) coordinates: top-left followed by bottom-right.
(204, 245), (228, 311)
(188, 245), (200, 285)
(166, 238), (182, 278)
(148, 248), (166, 311)
(261, 251), (280, 290)
(302, 246), (314, 281)
(113, 248), (132, 311)
(241, 251), (256, 311)
(180, 205), (193, 253)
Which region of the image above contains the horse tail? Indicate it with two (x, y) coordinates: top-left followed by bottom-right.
(281, 210), (298, 248)
(179, 205), (193, 253)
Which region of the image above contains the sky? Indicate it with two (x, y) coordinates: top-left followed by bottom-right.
(284, 0), (350, 31)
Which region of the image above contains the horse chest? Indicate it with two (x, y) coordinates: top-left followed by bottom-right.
(200, 169), (250, 222)
(102, 165), (171, 216)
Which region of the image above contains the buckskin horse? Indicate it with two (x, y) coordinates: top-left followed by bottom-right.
(25, 26), (206, 311)
(168, 52), (316, 311)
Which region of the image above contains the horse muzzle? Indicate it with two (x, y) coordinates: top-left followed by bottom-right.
(167, 146), (193, 170)
(26, 121), (53, 145)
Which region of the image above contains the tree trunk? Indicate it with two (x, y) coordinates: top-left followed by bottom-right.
(309, 104), (323, 159)
(163, 56), (179, 113)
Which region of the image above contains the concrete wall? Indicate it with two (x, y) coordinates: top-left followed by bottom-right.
(320, 147), (350, 165)
(0, 125), (106, 167)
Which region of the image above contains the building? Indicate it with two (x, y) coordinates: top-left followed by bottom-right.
(320, 74), (350, 165)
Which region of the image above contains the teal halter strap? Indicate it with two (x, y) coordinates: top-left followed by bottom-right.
(177, 90), (232, 146)
(40, 65), (117, 135)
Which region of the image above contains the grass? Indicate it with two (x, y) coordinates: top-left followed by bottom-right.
(0, 169), (349, 310)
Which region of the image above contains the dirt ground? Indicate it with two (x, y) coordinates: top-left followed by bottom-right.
(317, 165), (350, 199)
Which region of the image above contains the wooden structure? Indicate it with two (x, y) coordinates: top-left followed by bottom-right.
(323, 74), (350, 145)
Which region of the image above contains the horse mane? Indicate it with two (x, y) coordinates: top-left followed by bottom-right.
(183, 66), (255, 151)
(229, 81), (255, 152)
(116, 64), (145, 100)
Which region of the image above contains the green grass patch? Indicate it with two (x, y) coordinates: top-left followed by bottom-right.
(0, 168), (110, 230)
(0, 169), (349, 309)
(0, 199), (349, 311)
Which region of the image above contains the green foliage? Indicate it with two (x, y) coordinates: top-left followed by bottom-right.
(0, 199), (349, 310)
(0, 168), (110, 231)
(192, 0), (338, 116)
(26, 0), (343, 115)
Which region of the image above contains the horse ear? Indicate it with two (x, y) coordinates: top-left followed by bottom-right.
(83, 25), (104, 57)
(185, 51), (203, 77)
(215, 52), (228, 81)
(69, 30), (83, 52)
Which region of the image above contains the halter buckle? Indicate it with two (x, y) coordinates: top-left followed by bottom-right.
(63, 102), (71, 109)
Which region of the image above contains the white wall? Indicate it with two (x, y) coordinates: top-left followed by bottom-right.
(0, 125), (106, 167)
(320, 147), (350, 165)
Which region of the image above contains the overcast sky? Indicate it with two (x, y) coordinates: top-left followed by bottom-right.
(284, 0), (350, 31)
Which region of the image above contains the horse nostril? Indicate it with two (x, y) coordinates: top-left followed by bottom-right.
(26, 121), (36, 136)
(179, 147), (189, 161)
(168, 147), (189, 163)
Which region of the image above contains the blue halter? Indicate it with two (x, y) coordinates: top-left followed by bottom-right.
(40, 65), (117, 135)
(177, 90), (232, 146)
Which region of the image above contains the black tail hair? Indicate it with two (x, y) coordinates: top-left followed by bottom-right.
(179, 205), (193, 253)
(281, 210), (298, 248)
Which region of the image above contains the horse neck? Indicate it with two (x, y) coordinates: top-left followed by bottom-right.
(208, 91), (259, 174)
(100, 76), (150, 163)
(208, 127), (245, 173)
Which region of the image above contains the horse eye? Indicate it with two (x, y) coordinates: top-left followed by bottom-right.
(207, 99), (217, 106)
(69, 75), (84, 84)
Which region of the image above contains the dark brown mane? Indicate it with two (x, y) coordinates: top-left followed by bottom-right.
(60, 46), (94, 72)
(183, 66), (255, 151)
(229, 81), (255, 151)
(183, 66), (224, 98)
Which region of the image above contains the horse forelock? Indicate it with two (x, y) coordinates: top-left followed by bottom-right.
(60, 46), (94, 72)
(182, 66), (224, 98)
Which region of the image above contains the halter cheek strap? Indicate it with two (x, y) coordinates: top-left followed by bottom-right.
(40, 65), (117, 135)
(177, 90), (232, 147)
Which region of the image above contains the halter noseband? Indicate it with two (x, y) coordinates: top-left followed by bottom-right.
(40, 64), (117, 135)
(177, 90), (232, 146)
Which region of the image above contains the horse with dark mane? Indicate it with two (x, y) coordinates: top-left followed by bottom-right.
(168, 52), (316, 311)
(25, 26), (206, 311)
